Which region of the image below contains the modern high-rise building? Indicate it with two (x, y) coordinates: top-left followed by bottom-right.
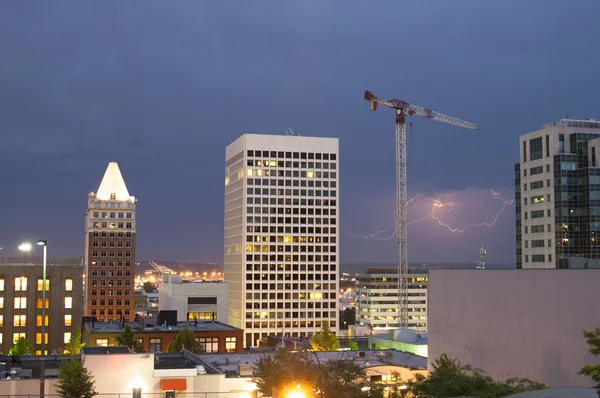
(224, 134), (339, 347)
(85, 162), (137, 321)
(516, 118), (600, 269)
(356, 266), (428, 332)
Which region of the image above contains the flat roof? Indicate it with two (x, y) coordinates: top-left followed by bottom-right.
(371, 333), (428, 345)
(85, 320), (242, 333)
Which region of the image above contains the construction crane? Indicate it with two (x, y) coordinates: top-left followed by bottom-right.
(364, 90), (479, 329)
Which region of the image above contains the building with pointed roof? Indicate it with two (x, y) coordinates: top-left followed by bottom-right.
(85, 162), (137, 322)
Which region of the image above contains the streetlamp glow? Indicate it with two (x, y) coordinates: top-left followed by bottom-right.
(18, 242), (32, 252)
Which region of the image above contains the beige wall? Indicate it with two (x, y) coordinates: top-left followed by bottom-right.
(427, 269), (600, 388)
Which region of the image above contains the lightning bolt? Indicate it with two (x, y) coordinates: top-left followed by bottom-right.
(347, 189), (513, 240)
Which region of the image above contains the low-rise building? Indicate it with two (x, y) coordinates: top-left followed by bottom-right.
(0, 261), (83, 355)
(83, 316), (243, 353)
(159, 274), (228, 323)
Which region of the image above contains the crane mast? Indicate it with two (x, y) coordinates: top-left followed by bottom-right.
(364, 90), (478, 329)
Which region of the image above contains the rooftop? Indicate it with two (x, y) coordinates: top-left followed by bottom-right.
(372, 333), (428, 345)
(93, 162), (134, 202)
(81, 346), (132, 354)
(85, 320), (242, 333)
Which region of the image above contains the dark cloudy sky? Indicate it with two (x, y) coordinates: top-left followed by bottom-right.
(1, 1), (599, 265)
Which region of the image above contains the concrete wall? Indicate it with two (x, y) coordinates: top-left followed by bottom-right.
(427, 269), (600, 388)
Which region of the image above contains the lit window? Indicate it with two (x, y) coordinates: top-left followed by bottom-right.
(14, 297), (27, 309)
(13, 333), (26, 344)
(65, 297), (73, 309)
(37, 298), (50, 309)
(0, 315), (3, 327)
(36, 333), (49, 344)
(65, 315), (72, 327)
(37, 279), (50, 291)
(65, 279), (73, 291)
(226, 337), (237, 352)
(96, 338), (109, 346)
(0, 333), (2, 344)
(64, 332), (72, 344)
(0, 297), (4, 309)
(37, 315), (49, 327)
(0, 278), (4, 291)
(14, 277), (27, 291)
(14, 315), (26, 326)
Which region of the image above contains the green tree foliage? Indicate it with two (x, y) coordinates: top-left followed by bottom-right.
(409, 354), (547, 398)
(63, 326), (85, 355)
(310, 321), (340, 351)
(8, 337), (34, 356)
(56, 357), (97, 398)
(319, 359), (366, 398)
(253, 350), (316, 397)
(166, 325), (204, 353)
(347, 339), (359, 351)
(579, 327), (600, 389)
(115, 324), (145, 353)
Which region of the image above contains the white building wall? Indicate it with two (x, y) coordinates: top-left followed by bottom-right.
(225, 133), (340, 347)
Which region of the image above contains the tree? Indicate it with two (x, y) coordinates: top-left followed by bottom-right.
(166, 325), (204, 354)
(347, 339), (359, 351)
(310, 321), (340, 351)
(143, 281), (156, 293)
(319, 359), (366, 398)
(253, 350), (316, 397)
(8, 337), (34, 356)
(115, 324), (144, 353)
(56, 357), (97, 398)
(579, 327), (600, 389)
(63, 326), (85, 355)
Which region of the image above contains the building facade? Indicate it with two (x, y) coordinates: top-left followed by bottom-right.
(224, 134), (340, 347)
(427, 269), (600, 388)
(159, 274), (228, 323)
(355, 266), (427, 332)
(516, 118), (600, 268)
(85, 162), (137, 321)
(0, 263), (83, 355)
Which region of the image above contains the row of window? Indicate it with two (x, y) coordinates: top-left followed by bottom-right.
(523, 254), (550, 263)
(90, 251), (133, 258)
(523, 239), (552, 248)
(246, 188), (337, 197)
(523, 194), (551, 205)
(90, 270), (132, 277)
(247, 151), (336, 161)
(247, 235), (336, 243)
(90, 280), (132, 287)
(247, 163), (337, 172)
(246, 264), (336, 272)
(523, 209), (552, 220)
(0, 314), (72, 327)
(1, 278), (73, 292)
(4, 297), (73, 309)
(91, 221), (134, 229)
(89, 309), (131, 317)
(246, 292), (335, 300)
(245, 320), (335, 329)
(92, 211), (133, 219)
(246, 282), (335, 291)
(89, 290), (131, 296)
(245, 245), (337, 253)
(246, 226), (337, 235)
(246, 206), (337, 216)
(90, 261), (133, 268)
(91, 232), (133, 239)
(245, 254), (337, 263)
(92, 241), (132, 248)
(94, 336), (235, 353)
(244, 197), (337, 207)
(246, 310), (336, 319)
(523, 179), (551, 191)
(523, 224), (552, 234)
(0, 332), (73, 346)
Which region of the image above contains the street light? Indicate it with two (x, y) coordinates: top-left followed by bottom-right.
(18, 242), (32, 265)
(37, 239), (47, 398)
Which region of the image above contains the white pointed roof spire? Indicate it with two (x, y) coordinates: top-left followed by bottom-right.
(95, 162), (134, 202)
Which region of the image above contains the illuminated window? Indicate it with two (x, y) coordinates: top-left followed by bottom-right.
(0, 297), (4, 308)
(0, 278), (4, 291)
(149, 338), (161, 353)
(13, 333), (26, 344)
(64, 332), (72, 344)
(37, 315), (49, 327)
(35, 350), (48, 356)
(14, 277), (27, 291)
(14, 315), (27, 326)
(37, 298), (50, 309)
(226, 337), (237, 352)
(36, 333), (49, 344)
(0, 315), (3, 327)
(0, 333), (2, 344)
(14, 297), (27, 309)
(37, 279), (50, 291)
(65, 279), (73, 291)
(64, 314), (72, 327)
(195, 337), (219, 353)
(96, 338), (109, 346)
(65, 297), (73, 309)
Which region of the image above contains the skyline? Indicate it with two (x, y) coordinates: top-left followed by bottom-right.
(1, 1), (600, 264)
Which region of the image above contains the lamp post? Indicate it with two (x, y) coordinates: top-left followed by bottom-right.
(37, 239), (47, 398)
(18, 242), (32, 265)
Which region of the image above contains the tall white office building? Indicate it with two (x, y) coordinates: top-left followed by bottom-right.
(224, 134), (339, 347)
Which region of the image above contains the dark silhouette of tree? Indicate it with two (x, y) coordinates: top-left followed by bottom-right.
(579, 327), (600, 391)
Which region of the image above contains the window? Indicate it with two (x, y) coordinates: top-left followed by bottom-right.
(64, 333), (72, 344)
(529, 166), (544, 175)
(13, 315), (26, 326)
(65, 297), (73, 309)
(532, 255), (545, 262)
(36, 333), (49, 344)
(65, 314), (72, 327)
(196, 337), (219, 353)
(0, 333), (2, 344)
(37, 315), (49, 327)
(531, 225), (544, 233)
(15, 277), (27, 291)
(0, 278), (4, 291)
(531, 195), (545, 204)
(226, 337), (237, 352)
(37, 279), (50, 291)
(96, 338), (109, 346)
(65, 279), (73, 291)
(149, 338), (162, 353)
(530, 181), (544, 190)
(0, 315), (3, 327)
(531, 240), (545, 248)
(530, 137), (543, 161)
(13, 333), (26, 344)
(14, 297), (27, 309)
(37, 298), (50, 309)
(0, 297), (3, 309)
